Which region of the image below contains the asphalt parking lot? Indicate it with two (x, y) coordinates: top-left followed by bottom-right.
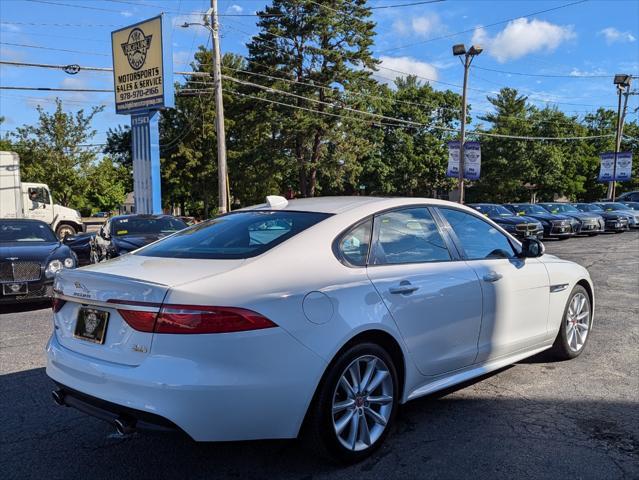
(1, 231), (638, 480)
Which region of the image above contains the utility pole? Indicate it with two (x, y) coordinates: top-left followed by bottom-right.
(608, 74), (632, 200)
(452, 44), (482, 204)
(210, 0), (228, 214)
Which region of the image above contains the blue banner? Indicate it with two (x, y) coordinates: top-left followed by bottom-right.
(446, 141), (481, 180)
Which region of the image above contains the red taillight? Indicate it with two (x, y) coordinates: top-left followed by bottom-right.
(117, 309), (158, 332)
(155, 305), (277, 334)
(52, 297), (66, 313)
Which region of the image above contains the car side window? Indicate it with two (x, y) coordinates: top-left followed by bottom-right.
(439, 208), (516, 260)
(337, 218), (372, 267)
(370, 208), (451, 265)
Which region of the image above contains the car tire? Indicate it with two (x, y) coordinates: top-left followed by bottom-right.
(550, 285), (592, 360)
(56, 224), (77, 239)
(303, 342), (399, 464)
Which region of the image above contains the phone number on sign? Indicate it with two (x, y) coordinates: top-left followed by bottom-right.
(118, 88), (159, 101)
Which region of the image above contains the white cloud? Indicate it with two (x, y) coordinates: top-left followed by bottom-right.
(173, 50), (193, 67)
(569, 67), (607, 77)
(472, 18), (576, 63)
(392, 13), (444, 38)
(121, 10), (133, 18)
(377, 55), (438, 84)
(226, 4), (243, 14)
(599, 27), (636, 44)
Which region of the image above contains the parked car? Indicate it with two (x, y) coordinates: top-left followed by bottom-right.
(503, 203), (577, 239)
(618, 201), (639, 211)
(93, 212), (109, 218)
(537, 203), (604, 236)
(570, 203), (629, 232)
(63, 232), (96, 267)
(0, 219), (76, 304)
(616, 190), (639, 202)
(89, 214), (188, 263)
(48, 196), (594, 463)
(468, 203), (543, 239)
(592, 202), (639, 229)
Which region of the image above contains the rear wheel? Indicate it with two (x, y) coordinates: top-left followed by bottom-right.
(550, 285), (592, 360)
(304, 342), (398, 464)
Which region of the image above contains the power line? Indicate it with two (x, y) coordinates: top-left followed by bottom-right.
(473, 65), (612, 79)
(24, 0), (124, 13)
(376, 0), (588, 53)
(370, 1), (445, 9)
(1, 21), (119, 27)
(0, 42), (110, 57)
(0, 86), (113, 93)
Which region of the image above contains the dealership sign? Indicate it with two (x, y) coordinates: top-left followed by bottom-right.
(446, 141), (481, 180)
(111, 15), (173, 114)
(112, 15), (173, 215)
(598, 152), (633, 182)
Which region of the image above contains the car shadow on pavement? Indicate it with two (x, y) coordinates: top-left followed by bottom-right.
(0, 301), (51, 315)
(1, 367), (636, 480)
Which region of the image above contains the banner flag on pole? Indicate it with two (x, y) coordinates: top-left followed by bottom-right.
(598, 152), (633, 182)
(446, 141), (481, 180)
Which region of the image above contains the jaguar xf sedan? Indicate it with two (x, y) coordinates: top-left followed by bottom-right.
(47, 196), (594, 463)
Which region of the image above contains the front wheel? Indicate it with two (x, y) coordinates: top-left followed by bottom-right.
(56, 224), (77, 239)
(550, 285), (592, 360)
(304, 343), (398, 464)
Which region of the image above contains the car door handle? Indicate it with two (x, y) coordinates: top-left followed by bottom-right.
(389, 281), (419, 295)
(483, 272), (503, 282)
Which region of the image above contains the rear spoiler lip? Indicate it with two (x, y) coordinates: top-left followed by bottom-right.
(54, 293), (162, 312)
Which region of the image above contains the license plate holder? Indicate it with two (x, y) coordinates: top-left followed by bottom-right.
(2, 283), (28, 295)
(74, 308), (109, 344)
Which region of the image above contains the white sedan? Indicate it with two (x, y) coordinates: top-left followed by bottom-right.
(47, 196), (594, 462)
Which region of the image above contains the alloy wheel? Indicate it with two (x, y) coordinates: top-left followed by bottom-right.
(331, 354), (394, 452)
(565, 292), (590, 352)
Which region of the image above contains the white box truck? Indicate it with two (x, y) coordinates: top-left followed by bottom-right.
(0, 151), (84, 238)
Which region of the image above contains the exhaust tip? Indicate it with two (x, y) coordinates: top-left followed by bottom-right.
(52, 389), (66, 406)
(114, 416), (136, 435)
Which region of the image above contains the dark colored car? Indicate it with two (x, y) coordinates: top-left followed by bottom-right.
(90, 214), (188, 263)
(0, 219), (77, 304)
(619, 201), (639, 211)
(570, 203), (629, 232)
(616, 190), (639, 202)
(468, 203), (544, 239)
(503, 203), (577, 239)
(592, 202), (639, 229)
(537, 203), (604, 236)
(63, 231), (96, 266)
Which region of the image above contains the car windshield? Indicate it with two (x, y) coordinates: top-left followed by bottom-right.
(511, 204), (547, 215)
(136, 210), (332, 259)
(0, 221), (57, 242)
(596, 203), (630, 212)
(541, 204), (579, 214)
(575, 204), (602, 212)
(111, 217), (187, 236)
(472, 205), (514, 217)
(621, 202), (639, 210)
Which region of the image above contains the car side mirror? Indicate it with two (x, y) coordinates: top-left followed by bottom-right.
(519, 237), (545, 258)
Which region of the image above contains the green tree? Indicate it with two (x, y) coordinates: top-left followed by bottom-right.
(246, 0), (378, 197)
(11, 98), (104, 207)
(84, 157), (128, 213)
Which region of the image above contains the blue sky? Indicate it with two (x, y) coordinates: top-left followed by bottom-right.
(1, 0), (638, 146)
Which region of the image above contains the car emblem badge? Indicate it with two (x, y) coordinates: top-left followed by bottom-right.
(9, 284), (21, 293)
(84, 312), (99, 335)
(5, 257), (18, 261)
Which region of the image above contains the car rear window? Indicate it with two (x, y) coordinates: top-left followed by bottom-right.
(136, 211), (331, 259)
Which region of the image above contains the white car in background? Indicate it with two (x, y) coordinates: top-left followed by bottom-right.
(47, 196), (594, 463)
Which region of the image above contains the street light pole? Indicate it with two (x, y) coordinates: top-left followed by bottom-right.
(210, 0), (228, 214)
(452, 44), (482, 204)
(458, 54), (471, 204)
(608, 74), (632, 200)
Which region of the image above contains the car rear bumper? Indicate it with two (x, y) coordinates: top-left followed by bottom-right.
(45, 327), (326, 441)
